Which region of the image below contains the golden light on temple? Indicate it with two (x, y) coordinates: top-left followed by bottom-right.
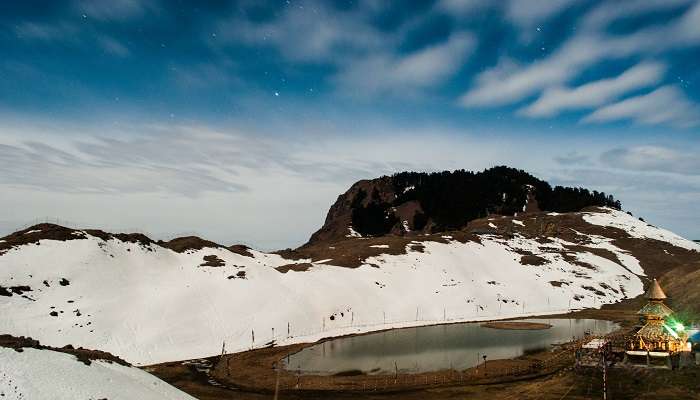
(624, 279), (690, 368)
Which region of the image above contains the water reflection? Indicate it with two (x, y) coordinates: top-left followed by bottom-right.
(286, 319), (618, 375)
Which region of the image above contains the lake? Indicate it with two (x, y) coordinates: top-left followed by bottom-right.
(285, 318), (618, 375)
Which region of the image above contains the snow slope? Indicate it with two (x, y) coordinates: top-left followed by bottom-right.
(0, 347), (194, 400)
(583, 208), (700, 251)
(0, 209), (693, 365)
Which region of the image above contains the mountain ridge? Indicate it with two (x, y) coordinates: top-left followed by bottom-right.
(307, 166), (621, 246)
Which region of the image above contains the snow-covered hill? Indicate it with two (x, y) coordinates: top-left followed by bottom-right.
(0, 208), (698, 365)
(0, 347), (194, 400)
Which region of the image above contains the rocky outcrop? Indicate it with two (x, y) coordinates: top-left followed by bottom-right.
(306, 176), (395, 244)
(305, 167), (619, 245)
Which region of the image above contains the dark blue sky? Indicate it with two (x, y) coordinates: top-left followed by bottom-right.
(1, 0), (699, 248)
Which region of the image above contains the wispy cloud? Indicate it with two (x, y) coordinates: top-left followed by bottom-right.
(600, 145), (700, 176)
(520, 62), (666, 118)
(581, 0), (694, 32)
(215, 2), (386, 63)
(554, 151), (592, 166)
(674, 1), (700, 43)
(74, 0), (158, 21)
(14, 21), (78, 41)
(436, 0), (489, 15)
(459, 1), (700, 129)
(213, 1), (476, 97)
(583, 85), (700, 127)
(96, 36), (130, 57)
(169, 61), (239, 89)
(334, 32), (475, 96)
(505, 0), (582, 31)
(0, 122), (441, 196)
(459, 34), (609, 107)
(0, 135), (247, 196)
(438, 0), (581, 31)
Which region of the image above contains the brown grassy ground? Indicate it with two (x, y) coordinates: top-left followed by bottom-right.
(150, 353), (700, 400)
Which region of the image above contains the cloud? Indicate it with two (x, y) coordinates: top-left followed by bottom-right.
(549, 166), (700, 209)
(436, 0), (489, 15)
(96, 36), (130, 57)
(601, 146), (700, 175)
(215, 2), (386, 63)
(505, 0), (582, 30)
(0, 137), (247, 196)
(581, 0), (694, 32)
(583, 85), (700, 127)
(459, 34), (608, 107)
(169, 61), (239, 89)
(674, 0), (700, 43)
(334, 32), (475, 95)
(541, 159), (700, 240)
(0, 122), (439, 196)
(215, 2), (475, 96)
(16, 24), (130, 58)
(74, 0), (157, 21)
(14, 22), (77, 41)
(438, 0), (580, 30)
(520, 62), (666, 118)
(554, 152), (591, 166)
(459, 1), (700, 111)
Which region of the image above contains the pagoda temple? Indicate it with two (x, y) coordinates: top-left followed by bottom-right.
(624, 279), (689, 368)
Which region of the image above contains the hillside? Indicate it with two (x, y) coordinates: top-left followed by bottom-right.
(1, 206), (698, 366)
(0, 335), (194, 399)
(307, 166), (620, 244)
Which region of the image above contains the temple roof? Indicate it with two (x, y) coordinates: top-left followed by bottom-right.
(637, 301), (674, 317)
(635, 320), (688, 343)
(645, 279), (667, 300)
(636, 322), (671, 340)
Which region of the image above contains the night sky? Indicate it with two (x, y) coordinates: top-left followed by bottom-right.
(1, 0), (699, 249)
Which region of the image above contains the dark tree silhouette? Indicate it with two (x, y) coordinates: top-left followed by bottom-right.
(351, 189), (399, 235)
(350, 166), (621, 236)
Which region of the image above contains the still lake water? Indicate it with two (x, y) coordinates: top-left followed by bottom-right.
(285, 319), (618, 375)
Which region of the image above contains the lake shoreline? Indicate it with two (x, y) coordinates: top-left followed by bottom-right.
(147, 305), (640, 397)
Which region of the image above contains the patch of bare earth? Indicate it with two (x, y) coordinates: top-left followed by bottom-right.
(200, 255), (226, 267)
(482, 322), (552, 330)
(228, 244), (254, 258)
(0, 334), (129, 367)
(520, 255), (548, 266)
(293, 231), (480, 268)
(160, 236), (224, 253)
(276, 263), (313, 273)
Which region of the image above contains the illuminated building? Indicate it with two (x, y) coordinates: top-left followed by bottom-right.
(624, 279), (689, 368)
